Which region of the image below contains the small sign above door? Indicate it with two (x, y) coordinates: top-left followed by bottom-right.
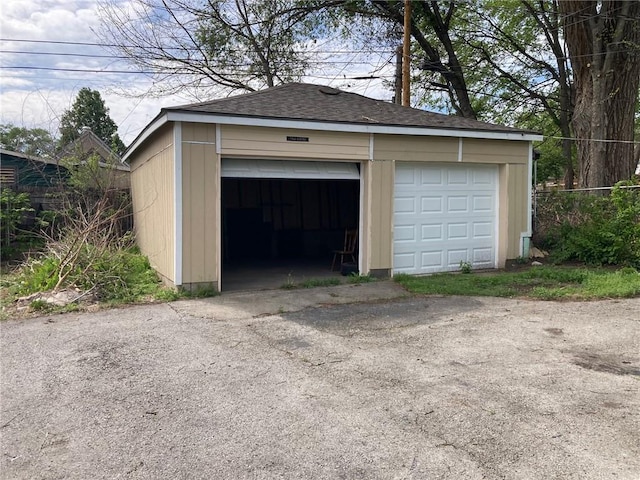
(286, 136), (309, 142)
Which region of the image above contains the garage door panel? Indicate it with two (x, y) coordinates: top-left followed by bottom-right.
(473, 169), (495, 185)
(421, 197), (443, 213)
(394, 196), (416, 214)
(447, 223), (469, 240)
(421, 168), (443, 185)
(473, 248), (493, 264)
(473, 222), (493, 238)
(395, 167), (417, 185)
(446, 249), (468, 267)
(447, 196), (469, 213)
(394, 252), (418, 271)
(394, 163), (497, 275)
(447, 169), (468, 185)
(421, 251), (444, 269)
(395, 224), (417, 242)
(421, 224), (443, 241)
(473, 195), (493, 212)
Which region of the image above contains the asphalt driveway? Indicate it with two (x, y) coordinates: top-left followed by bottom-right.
(1, 282), (639, 479)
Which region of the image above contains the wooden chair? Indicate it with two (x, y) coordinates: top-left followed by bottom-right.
(331, 229), (358, 271)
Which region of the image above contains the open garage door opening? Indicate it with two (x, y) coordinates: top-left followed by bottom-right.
(221, 159), (360, 291)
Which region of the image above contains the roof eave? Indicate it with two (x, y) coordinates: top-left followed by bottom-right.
(166, 111), (543, 141)
(123, 110), (542, 161)
(121, 113), (169, 163)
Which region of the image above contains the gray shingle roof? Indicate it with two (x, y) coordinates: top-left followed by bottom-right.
(165, 82), (536, 134)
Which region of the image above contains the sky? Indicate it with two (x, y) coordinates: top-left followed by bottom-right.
(0, 0), (396, 146)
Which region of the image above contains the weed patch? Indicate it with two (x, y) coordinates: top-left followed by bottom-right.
(281, 277), (341, 289)
(394, 266), (640, 300)
(346, 273), (375, 284)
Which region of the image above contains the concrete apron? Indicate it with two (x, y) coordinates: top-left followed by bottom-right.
(171, 280), (409, 321)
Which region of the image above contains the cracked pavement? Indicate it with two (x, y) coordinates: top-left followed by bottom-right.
(1, 283), (639, 479)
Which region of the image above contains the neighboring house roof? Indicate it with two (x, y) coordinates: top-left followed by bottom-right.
(0, 148), (61, 167)
(1, 148), (69, 188)
(124, 82), (542, 162)
(58, 128), (130, 172)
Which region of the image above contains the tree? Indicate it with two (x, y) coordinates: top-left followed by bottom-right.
(59, 88), (126, 155)
(460, 0), (575, 187)
(96, 0), (639, 189)
(0, 124), (56, 157)
(97, 0), (332, 95)
(559, 1), (640, 188)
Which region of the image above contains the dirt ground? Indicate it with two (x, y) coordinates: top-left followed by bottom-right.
(1, 284), (638, 479)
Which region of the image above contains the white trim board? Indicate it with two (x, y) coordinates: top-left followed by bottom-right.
(173, 122), (183, 286)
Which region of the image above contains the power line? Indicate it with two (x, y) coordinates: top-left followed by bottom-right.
(0, 65), (394, 81)
(0, 50), (395, 68)
(0, 38), (393, 55)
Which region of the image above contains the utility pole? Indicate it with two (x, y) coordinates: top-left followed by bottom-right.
(402, 0), (411, 106)
(394, 45), (403, 104)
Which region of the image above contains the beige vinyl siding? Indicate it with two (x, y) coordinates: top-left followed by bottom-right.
(182, 122), (216, 143)
(368, 160), (394, 270)
(221, 125), (370, 160)
(506, 163), (529, 258)
(462, 139), (528, 164)
(374, 135), (458, 162)
(181, 138), (218, 286)
(129, 124), (175, 283)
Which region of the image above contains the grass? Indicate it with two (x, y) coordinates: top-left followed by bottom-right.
(281, 277), (342, 289)
(281, 272), (376, 290)
(394, 265), (640, 300)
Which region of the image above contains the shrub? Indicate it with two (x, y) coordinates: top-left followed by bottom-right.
(535, 181), (640, 267)
(0, 189), (34, 260)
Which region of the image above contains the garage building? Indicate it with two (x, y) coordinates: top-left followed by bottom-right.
(122, 83), (542, 291)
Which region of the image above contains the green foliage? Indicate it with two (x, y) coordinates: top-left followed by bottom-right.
(0, 124), (56, 157)
(14, 246), (162, 303)
(522, 114), (574, 185)
(15, 256), (60, 294)
(538, 182), (640, 267)
(347, 273), (375, 284)
(59, 88), (126, 155)
(0, 189), (34, 258)
(459, 261), (472, 274)
(180, 286), (219, 298)
(29, 299), (52, 311)
(155, 288), (183, 302)
(281, 277), (341, 289)
(394, 266), (640, 300)
(62, 153), (117, 193)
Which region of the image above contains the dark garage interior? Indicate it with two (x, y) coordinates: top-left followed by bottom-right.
(222, 177), (359, 290)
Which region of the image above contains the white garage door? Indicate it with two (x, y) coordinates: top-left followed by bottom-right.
(393, 163), (498, 275)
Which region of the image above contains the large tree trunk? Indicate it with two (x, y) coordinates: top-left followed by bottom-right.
(560, 1), (640, 189)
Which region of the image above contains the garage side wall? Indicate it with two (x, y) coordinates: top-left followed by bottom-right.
(129, 123), (175, 284)
(181, 122), (219, 290)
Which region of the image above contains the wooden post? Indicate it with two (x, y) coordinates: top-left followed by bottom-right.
(395, 45), (403, 104)
(402, 0), (411, 106)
